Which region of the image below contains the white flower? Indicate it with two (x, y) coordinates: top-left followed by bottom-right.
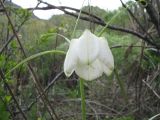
(64, 29), (114, 81)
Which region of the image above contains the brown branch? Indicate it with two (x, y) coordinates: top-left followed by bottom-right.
(14, 71), (64, 114)
(142, 79), (160, 100)
(0, 1), (39, 55)
(0, 18), (28, 54)
(0, 8), (5, 12)
(27, 4), (103, 23)
(0, 1), (59, 119)
(145, 1), (160, 36)
(119, 0), (159, 49)
(110, 45), (153, 49)
(62, 98), (121, 115)
(2, 0), (160, 48)
(0, 69), (27, 120)
(25, 1), (160, 48)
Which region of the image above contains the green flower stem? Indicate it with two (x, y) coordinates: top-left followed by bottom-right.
(80, 78), (86, 120)
(114, 68), (128, 103)
(6, 50), (65, 75)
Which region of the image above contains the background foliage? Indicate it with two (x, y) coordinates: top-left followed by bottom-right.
(0, 0), (160, 120)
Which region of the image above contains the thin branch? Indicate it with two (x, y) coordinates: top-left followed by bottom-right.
(62, 98), (121, 115)
(0, 8), (5, 12)
(145, 1), (160, 36)
(2, 0), (159, 48)
(0, 1), (59, 119)
(111, 45), (153, 49)
(14, 71), (64, 114)
(60, 112), (111, 119)
(0, 1), (39, 54)
(119, 0), (160, 49)
(25, 2), (158, 48)
(87, 103), (99, 120)
(0, 69), (27, 120)
(0, 18), (27, 54)
(142, 79), (160, 100)
(25, 71), (64, 111)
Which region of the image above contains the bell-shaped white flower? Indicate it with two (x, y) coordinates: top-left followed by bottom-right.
(64, 29), (114, 81)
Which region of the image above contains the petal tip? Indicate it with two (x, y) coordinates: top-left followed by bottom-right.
(104, 67), (114, 76)
(64, 68), (74, 77)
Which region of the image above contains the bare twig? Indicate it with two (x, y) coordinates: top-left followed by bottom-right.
(142, 79), (160, 100)
(14, 71), (64, 114)
(119, 0), (159, 49)
(25, 2), (158, 48)
(0, 1), (59, 119)
(0, 69), (27, 120)
(1, 0), (159, 48)
(26, 71), (63, 112)
(145, 1), (160, 36)
(0, 1), (40, 54)
(87, 103), (99, 120)
(0, 18), (27, 54)
(111, 45), (153, 49)
(62, 98), (121, 115)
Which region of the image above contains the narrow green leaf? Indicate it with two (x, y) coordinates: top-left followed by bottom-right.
(7, 50), (66, 75)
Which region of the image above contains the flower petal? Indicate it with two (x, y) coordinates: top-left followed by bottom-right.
(75, 59), (103, 81)
(98, 37), (114, 75)
(101, 62), (113, 76)
(64, 39), (78, 77)
(77, 29), (99, 64)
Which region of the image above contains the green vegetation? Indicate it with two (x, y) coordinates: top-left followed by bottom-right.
(0, 1), (160, 120)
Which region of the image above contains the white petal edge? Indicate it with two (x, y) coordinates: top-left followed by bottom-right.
(75, 59), (103, 81)
(77, 29), (99, 64)
(98, 37), (114, 75)
(101, 62), (113, 76)
(64, 39), (78, 77)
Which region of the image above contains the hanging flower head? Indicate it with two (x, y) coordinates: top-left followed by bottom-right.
(64, 29), (114, 81)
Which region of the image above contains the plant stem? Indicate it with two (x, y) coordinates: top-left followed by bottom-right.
(114, 68), (128, 103)
(80, 78), (86, 120)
